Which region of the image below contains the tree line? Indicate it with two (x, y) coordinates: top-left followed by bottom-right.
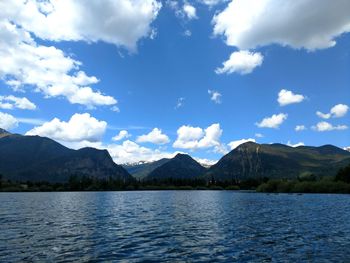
(0, 163), (349, 193)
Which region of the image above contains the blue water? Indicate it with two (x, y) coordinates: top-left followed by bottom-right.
(1, 191), (350, 262)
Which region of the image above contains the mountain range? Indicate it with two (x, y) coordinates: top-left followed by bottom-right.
(0, 129), (131, 182)
(123, 158), (170, 179)
(1, 128), (349, 183)
(145, 153), (207, 180)
(206, 142), (350, 181)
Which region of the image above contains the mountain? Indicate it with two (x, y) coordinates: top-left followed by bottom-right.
(123, 158), (170, 179)
(0, 128), (11, 138)
(206, 142), (350, 181)
(145, 153), (207, 180)
(0, 130), (132, 183)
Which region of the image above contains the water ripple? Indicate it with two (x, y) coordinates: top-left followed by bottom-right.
(1, 191), (350, 262)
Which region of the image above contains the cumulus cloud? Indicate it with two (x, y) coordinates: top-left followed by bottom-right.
(295, 125), (307, 132)
(317, 104), (349, 119)
(287, 141), (305, 147)
(278, 89), (305, 106)
(136, 128), (170, 145)
(183, 3), (197, 20)
(0, 21), (117, 108)
(228, 138), (256, 150)
(112, 130), (131, 141)
(107, 140), (177, 164)
(173, 123), (223, 151)
(0, 95), (36, 110)
(1, 0), (162, 51)
(208, 90), (222, 104)
(332, 104), (350, 117)
(168, 1), (197, 21)
(312, 121), (348, 132)
(0, 111), (18, 130)
(255, 133), (263, 138)
(213, 0), (350, 51)
(26, 113), (107, 142)
(256, 113), (288, 129)
(215, 50), (263, 75)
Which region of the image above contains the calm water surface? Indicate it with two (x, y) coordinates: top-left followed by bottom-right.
(1, 191), (350, 262)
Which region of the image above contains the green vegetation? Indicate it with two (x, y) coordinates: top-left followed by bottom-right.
(257, 163), (350, 193)
(335, 163), (350, 183)
(1, 163), (350, 193)
(0, 175), (246, 192)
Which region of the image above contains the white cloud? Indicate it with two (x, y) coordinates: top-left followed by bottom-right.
(0, 21), (117, 108)
(184, 30), (192, 37)
(175, 97), (185, 109)
(0, 111), (18, 130)
(213, 0), (350, 51)
(198, 124), (223, 148)
(168, 1), (197, 21)
(215, 50), (263, 75)
(107, 140), (177, 164)
(312, 121), (348, 132)
(66, 137), (218, 165)
(1, 0), (162, 51)
(183, 3), (197, 20)
(0, 95), (36, 110)
(208, 90), (222, 104)
(136, 128), (170, 145)
(55, 137), (178, 164)
(317, 104), (349, 119)
(228, 138), (256, 150)
(278, 89), (305, 106)
(331, 104), (349, 118)
(316, 111), (331, 119)
(255, 133), (263, 138)
(26, 113), (107, 142)
(17, 117), (46, 125)
(213, 143), (229, 155)
(111, 106), (120, 113)
(173, 123), (223, 151)
(194, 157), (217, 167)
(295, 125), (307, 132)
(112, 130), (131, 141)
(256, 113), (288, 129)
(287, 141), (305, 147)
(201, 0), (226, 6)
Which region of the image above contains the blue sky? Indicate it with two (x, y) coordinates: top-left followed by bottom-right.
(0, 0), (349, 164)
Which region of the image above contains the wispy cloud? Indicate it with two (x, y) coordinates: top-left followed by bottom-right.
(17, 117), (46, 125)
(175, 97), (185, 109)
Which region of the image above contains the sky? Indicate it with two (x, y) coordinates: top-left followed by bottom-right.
(0, 0), (349, 165)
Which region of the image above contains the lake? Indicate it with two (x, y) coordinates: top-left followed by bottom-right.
(1, 191), (350, 262)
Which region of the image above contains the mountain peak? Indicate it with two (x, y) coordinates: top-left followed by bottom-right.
(0, 133), (132, 182)
(234, 141), (259, 151)
(146, 153), (206, 180)
(174, 153), (192, 159)
(318, 144), (350, 155)
(0, 128), (11, 138)
(207, 142), (350, 181)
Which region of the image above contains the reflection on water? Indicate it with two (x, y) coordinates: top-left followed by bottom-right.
(1, 191), (350, 262)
